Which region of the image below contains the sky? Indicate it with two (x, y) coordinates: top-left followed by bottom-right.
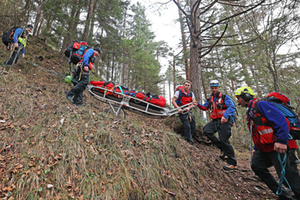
(130, 0), (181, 69)
(130, 0), (182, 104)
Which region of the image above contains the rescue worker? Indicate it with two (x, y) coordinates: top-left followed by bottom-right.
(235, 86), (300, 200)
(172, 80), (196, 145)
(4, 25), (33, 65)
(196, 80), (237, 170)
(66, 47), (101, 107)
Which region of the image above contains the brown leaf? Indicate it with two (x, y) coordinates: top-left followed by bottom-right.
(2, 186), (12, 191)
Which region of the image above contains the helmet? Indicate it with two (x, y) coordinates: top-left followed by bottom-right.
(235, 86), (255, 102)
(65, 76), (72, 85)
(210, 80), (220, 87)
(26, 24), (33, 29)
(94, 47), (102, 54)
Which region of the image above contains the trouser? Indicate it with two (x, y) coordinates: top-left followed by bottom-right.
(66, 74), (89, 106)
(203, 119), (237, 166)
(251, 149), (300, 200)
(179, 111), (196, 145)
(4, 48), (22, 65)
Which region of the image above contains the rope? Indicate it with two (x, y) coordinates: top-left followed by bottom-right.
(276, 152), (291, 195)
(250, 125), (253, 164)
(200, 112), (206, 121)
(118, 86), (124, 94)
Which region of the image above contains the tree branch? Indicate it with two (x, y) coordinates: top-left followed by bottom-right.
(200, 23), (228, 58)
(197, 0), (266, 37)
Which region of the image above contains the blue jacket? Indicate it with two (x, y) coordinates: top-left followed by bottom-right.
(14, 28), (28, 55)
(248, 100), (290, 151)
(198, 93), (236, 120)
(82, 49), (95, 68)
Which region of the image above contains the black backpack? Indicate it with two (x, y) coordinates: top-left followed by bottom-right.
(2, 26), (20, 47)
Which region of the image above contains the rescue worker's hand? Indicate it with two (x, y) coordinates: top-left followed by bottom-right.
(274, 142), (287, 153)
(14, 43), (18, 48)
(83, 66), (89, 72)
(22, 54), (25, 58)
(221, 116), (228, 124)
(252, 149), (256, 157)
(184, 107), (190, 112)
(178, 108), (183, 113)
(193, 101), (198, 106)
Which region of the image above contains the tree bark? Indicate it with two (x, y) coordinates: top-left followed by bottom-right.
(177, 0), (189, 80)
(60, 0), (81, 53)
(82, 0), (94, 42)
(32, 0), (42, 39)
(190, 0), (202, 102)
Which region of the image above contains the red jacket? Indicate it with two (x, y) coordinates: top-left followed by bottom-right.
(177, 89), (193, 106)
(209, 93), (227, 119)
(247, 99), (297, 152)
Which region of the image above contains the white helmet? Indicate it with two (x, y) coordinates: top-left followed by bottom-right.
(210, 80), (220, 87)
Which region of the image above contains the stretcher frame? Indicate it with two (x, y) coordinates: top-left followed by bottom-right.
(87, 84), (193, 119)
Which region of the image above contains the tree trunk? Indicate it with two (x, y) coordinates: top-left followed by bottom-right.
(169, 80), (171, 105)
(106, 53), (110, 81)
(60, 0), (81, 53)
(82, 0), (94, 41)
(20, 0), (30, 25)
(177, 0), (189, 80)
(88, 1), (97, 44)
(111, 52), (115, 80)
(190, 0), (202, 102)
(33, 0), (42, 40)
(35, 16), (44, 38)
(173, 56), (176, 92)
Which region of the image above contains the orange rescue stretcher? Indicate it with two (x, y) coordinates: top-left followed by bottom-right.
(86, 84), (193, 119)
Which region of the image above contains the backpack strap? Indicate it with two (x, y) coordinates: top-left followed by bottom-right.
(176, 89), (184, 106)
(248, 100), (264, 125)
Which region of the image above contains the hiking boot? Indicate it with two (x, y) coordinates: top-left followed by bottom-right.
(223, 164), (237, 171)
(278, 195), (294, 200)
(219, 151), (227, 160)
(66, 95), (73, 103)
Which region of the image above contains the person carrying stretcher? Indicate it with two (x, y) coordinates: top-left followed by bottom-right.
(172, 80), (197, 145)
(66, 47), (101, 107)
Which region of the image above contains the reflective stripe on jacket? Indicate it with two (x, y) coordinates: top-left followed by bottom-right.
(247, 98), (297, 152)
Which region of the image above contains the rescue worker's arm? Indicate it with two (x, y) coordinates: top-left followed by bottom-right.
(82, 49), (94, 72)
(258, 101), (289, 153)
(197, 98), (209, 111)
(13, 28), (22, 48)
(172, 96), (183, 113)
(13, 28), (26, 56)
(222, 95), (236, 123)
(184, 97), (196, 111)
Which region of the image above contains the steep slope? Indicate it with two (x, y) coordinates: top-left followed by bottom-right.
(0, 41), (282, 199)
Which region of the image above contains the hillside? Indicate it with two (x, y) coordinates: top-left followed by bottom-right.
(0, 41), (283, 199)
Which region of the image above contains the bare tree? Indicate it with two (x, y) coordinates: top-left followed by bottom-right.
(173, 0), (266, 101)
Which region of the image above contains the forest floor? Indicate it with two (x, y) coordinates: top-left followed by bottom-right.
(0, 39), (296, 199)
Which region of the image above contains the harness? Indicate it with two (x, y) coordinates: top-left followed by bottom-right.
(208, 93), (227, 119)
(176, 89), (193, 106)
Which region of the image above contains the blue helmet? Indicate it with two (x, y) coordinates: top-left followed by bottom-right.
(210, 80), (220, 87)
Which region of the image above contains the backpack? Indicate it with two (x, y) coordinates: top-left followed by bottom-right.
(64, 40), (89, 65)
(255, 92), (300, 140)
(2, 26), (20, 47)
